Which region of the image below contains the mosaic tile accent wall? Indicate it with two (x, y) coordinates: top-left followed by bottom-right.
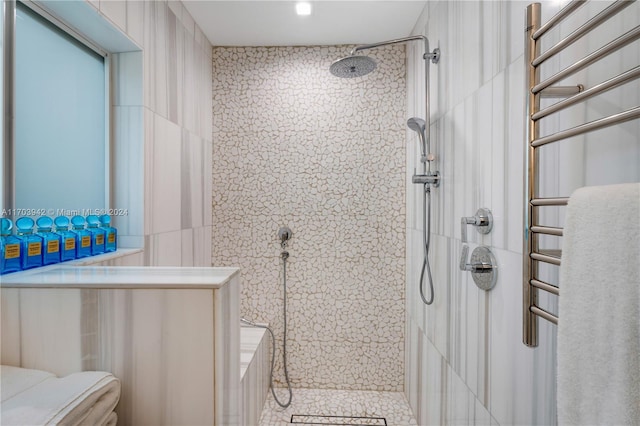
(212, 45), (406, 391)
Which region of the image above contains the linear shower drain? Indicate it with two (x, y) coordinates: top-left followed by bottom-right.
(290, 414), (387, 425)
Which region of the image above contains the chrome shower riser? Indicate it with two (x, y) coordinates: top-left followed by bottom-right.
(331, 33), (441, 307)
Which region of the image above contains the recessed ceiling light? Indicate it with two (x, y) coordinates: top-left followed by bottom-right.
(296, 2), (312, 16)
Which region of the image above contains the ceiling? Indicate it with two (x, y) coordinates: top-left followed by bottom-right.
(182, 1), (427, 47)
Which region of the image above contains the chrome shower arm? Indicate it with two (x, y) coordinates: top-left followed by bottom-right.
(350, 35), (440, 174)
(349, 35), (440, 64)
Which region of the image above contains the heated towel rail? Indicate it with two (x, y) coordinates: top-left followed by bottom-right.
(523, 0), (640, 347)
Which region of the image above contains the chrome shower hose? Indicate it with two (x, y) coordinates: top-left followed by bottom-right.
(240, 248), (293, 408)
(420, 185), (435, 305)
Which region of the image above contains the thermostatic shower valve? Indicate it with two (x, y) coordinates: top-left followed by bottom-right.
(459, 208), (498, 291)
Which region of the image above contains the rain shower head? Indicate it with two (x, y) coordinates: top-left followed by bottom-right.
(407, 117), (427, 161)
(329, 55), (377, 78)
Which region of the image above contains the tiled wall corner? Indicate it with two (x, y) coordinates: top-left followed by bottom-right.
(96, 0), (213, 266)
(405, 1), (639, 425)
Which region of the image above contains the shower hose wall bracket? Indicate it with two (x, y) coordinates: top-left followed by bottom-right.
(412, 171), (440, 187)
(424, 48), (441, 64)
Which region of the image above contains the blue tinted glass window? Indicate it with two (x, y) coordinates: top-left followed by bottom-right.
(15, 4), (106, 214)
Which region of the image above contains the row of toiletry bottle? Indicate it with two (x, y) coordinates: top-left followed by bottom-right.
(0, 215), (117, 274)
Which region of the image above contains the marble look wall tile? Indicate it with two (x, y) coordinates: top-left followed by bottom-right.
(95, 250), (145, 266)
(203, 140), (213, 226)
(423, 335), (444, 426)
(450, 101), (465, 241)
(400, 1), (638, 424)
(167, 1), (182, 21)
(0, 290), (22, 367)
(144, 230), (183, 267)
(193, 42), (206, 136)
(446, 365), (471, 425)
(240, 326), (269, 426)
(440, 109), (455, 239)
(201, 45), (213, 140)
(488, 248), (536, 425)
(19, 0), (213, 267)
(182, 35), (196, 134)
(13, 290), (83, 376)
(197, 226), (212, 267)
(142, 0), (156, 111)
(490, 70), (507, 251)
(407, 230), (422, 330)
(154, 1), (169, 120)
(99, 0), (126, 33)
(505, 58), (524, 254)
(459, 1), (483, 99)
(180, 130), (204, 229)
(214, 276), (241, 425)
(405, 319), (419, 412)
(425, 222), (450, 358)
(180, 4), (195, 37)
(162, 290), (218, 424)
(112, 51), (142, 107)
(475, 82), (493, 242)
(166, 5), (181, 125)
(449, 241), (490, 403)
(475, 397), (492, 426)
(429, 120), (445, 236)
(112, 106), (144, 239)
(2, 287), (230, 425)
(480, 1), (499, 85)
(125, 0), (143, 47)
(181, 228), (194, 267)
(148, 114), (182, 234)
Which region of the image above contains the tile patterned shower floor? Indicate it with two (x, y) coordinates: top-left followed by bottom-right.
(258, 388), (417, 426)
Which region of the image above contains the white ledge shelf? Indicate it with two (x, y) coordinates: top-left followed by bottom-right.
(0, 265), (240, 289)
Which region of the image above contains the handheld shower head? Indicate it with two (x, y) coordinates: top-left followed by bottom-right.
(407, 117), (425, 133)
(407, 117), (427, 162)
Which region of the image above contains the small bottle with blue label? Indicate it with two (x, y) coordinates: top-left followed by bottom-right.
(1, 218), (23, 274)
(99, 214), (117, 253)
(16, 217), (43, 270)
(70, 215), (92, 258)
(86, 215), (105, 255)
(54, 216), (77, 261)
(36, 216), (61, 266)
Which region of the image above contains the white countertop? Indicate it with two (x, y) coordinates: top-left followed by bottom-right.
(0, 266), (240, 289)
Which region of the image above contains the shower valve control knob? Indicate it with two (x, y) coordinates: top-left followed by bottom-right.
(460, 208), (493, 243)
(459, 245), (498, 291)
(459, 208), (497, 290)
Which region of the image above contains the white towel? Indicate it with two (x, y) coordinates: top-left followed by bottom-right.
(558, 183), (640, 425)
(1, 366), (121, 426)
(1, 365), (55, 402)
